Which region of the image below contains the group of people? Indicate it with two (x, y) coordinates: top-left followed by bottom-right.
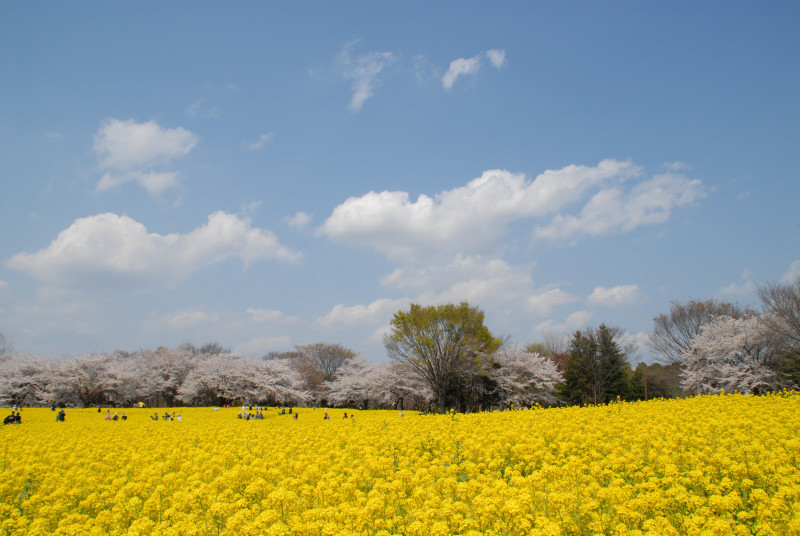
(3, 411), (21, 424)
(3, 407), (66, 423)
(237, 410), (265, 420)
(151, 411), (181, 421)
(236, 406), (301, 420)
(103, 409), (127, 421)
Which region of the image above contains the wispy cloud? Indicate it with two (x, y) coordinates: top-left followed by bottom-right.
(338, 41), (395, 111)
(442, 48), (506, 90)
(186, 98), (220, 118)
(587, 284), (645, 307)
(245, 133), (274, 151)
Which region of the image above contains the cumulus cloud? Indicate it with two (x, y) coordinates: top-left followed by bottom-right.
(587, 284), (645, 307)
(93, 118), (197, 171)
(527, 287), (579, 316)
(319, 159), (641, 261)
(534, 310), (594, 337)
(380, 255), (538, 311)
(286, 211), (312, 229)
(442, 49), (506, 90)
(317, 297), (411, 328)
(7, 211), (301, 289)
(534, 173), (706, 241)
(92, 118), (198, 196)
(246, 133), (274, 151)
(338, 41), (395, 111)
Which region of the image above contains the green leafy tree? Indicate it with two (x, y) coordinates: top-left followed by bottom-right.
(384, 302), (500, 413)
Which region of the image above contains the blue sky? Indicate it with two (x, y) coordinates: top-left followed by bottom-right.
(1, 2), (798, 362)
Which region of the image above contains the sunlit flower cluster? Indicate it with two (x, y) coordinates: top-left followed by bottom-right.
(2, 393), (799, 535)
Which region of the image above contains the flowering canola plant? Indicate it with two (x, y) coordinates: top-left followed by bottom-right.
(1, 393), (800, 536)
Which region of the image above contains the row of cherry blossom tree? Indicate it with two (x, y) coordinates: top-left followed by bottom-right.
(0, 342), (561, 410)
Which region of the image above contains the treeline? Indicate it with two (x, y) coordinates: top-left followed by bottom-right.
(0, 341), (560, 411)
(1, 278), (797, 412)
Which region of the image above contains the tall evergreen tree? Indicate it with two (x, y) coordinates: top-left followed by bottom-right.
(559, 324), (630, 405)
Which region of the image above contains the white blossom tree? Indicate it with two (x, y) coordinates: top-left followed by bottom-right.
(370, 362), (433, 410)
(681, 314), (785, 395)
(42, 353), (126, 407)
(123, 348), (196, 406)
(178, 354), (309, 406)
(490, 345), (563, 407)
(0, 353), (50, 407)
(325, 358), (379, 409)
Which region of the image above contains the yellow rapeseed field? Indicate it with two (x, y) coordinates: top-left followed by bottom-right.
(1, 393), (799, 536)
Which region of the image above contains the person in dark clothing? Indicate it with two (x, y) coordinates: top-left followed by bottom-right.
(56, 409), (66, 421)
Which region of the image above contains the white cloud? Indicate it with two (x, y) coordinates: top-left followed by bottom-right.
(92, 118), (198, 196)
(234, 336), (293, 357)
(782, 260), (800, 283)
(319, 159), (640, 261)
(721, 269), (756, 296)
(246, 133), (274, 151)
(617, 331), (651, 355)
(486, 49), (507, 69)
(7, 211), (302, 288)
(587, 284), (645, 307)
(186, 98), (220, 118)
(534, 172), (706, 241)
(338, 41), (395, 111)
(93, 118), (197, 171)
(527, 287), (579, 316)
(442, 54), (482, 90)
(442, 49), (506, 90)
(246, 308), (298, 324)
(533, 310), (594, 337)
(380, 255), (539, 314)
(0, 280), (8, 289)
(286, 211), (312, 229)
(165, 309), (219, 329)
(317, 297), (411, 328)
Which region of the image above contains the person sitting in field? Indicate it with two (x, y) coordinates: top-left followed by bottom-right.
(121, 412), (127, 421)
(3, 413), (15, 425)
(151, 412), (159, 420)
(293, 413), (298, 420)
(324, 412), (331, 420)
(112, 412), (119, 421)
(104, 410), (111, 421)
(56, 409), (65, 422)
(176, 414), (182, 421)
(13, 412), (21, 424)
